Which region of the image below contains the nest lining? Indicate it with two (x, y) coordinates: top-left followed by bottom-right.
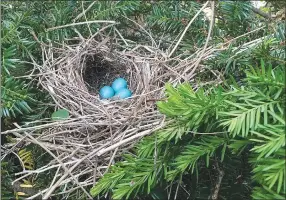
(83, 54), (131, 94)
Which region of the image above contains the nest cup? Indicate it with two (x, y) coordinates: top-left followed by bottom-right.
(46, 42), (164, 141)
(83, 54), (132, 96)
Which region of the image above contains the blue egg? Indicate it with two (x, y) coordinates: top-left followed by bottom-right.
(115, 88), (132, 99)
(112, 78), (127, 92)
(99, 86), (115, 99)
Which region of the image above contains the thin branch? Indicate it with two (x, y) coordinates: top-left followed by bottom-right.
(46, 20), (116, 31)
(121, 15), (157, 47)
(73, 1), (97, 22)
(211, 160), (225, 200)
(81, 1), (93, 37)
(96, 118), (166, 156)
(1, 116), (106, 135)
(10, 151), (26, 171)
(190, 131), (227, 135)
(215, 26), (266, 48)
(114, 27), (129, 46)
(187, 1), (215, 79)
(168, 1), (209, 58)
(13, 123), (93, 200)
(251, 7), (272, 20)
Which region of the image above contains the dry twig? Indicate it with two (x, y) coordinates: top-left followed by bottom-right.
(168, 1), (209, 57)
(211, 159), (225, 200)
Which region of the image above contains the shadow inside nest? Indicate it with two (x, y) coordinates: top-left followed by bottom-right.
(83, 55), (130, 94)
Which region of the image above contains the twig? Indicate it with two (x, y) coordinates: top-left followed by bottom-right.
(29, 29), (49, 47)
(48, 166), (61, 191)
(114, 27), (129, 46)
(168, 1), (209, 58)
(220, 26), (265, 46)
(251, 7), (272, 20)
(46, 20), (116, 31)
(81, 1), (92, 36)
(10, 151), (26, 171)
(1, 136), (27, 161)
(31, 143), (112, 199)
(15, 160), (78, 175)
(96, 117), (166, 156)
(73, 1), (97, 22)
(187, 1), (215, 79)
(13, 123), (93, 200)
(211, 160), (224, 200)
(146, 98), (167, 102)
(174, 175), (182, 200)
(1, 116), (99, 135)
(122, 15), (157, 47)
(190, 131), (227, 135)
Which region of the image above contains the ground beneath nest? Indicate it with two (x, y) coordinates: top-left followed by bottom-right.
(83, 55), (129, 94)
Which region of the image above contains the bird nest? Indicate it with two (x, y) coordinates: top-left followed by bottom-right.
(6, 24), (218, 198)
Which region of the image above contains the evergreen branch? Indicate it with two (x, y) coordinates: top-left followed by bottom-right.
(90, 156), (166, 199)
(219, 99), (280, 137)
(136, 122), (189, 158)
(250, 124), (285, 159)
(1, 45), (20, 76)
(91, 56), (284, 199)
(252, 185), (286, 200)
(157, 83), (225, 125)
(92, 1), (141, 20)
(90, 165), (126, 197)
(1, 77), (33, 118)
(228, 138), (252, 155)
(1, 11), (28, 44)
(220, 62), (285, 138)
(166, 136), (228, 181)
(245, 61), (285, 88)
(251, 150), (286, 194)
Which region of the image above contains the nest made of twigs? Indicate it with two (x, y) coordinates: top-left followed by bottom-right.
(6, 24), (217, 198)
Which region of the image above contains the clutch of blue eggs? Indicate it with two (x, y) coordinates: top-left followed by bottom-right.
(99, 78), (132, 100)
